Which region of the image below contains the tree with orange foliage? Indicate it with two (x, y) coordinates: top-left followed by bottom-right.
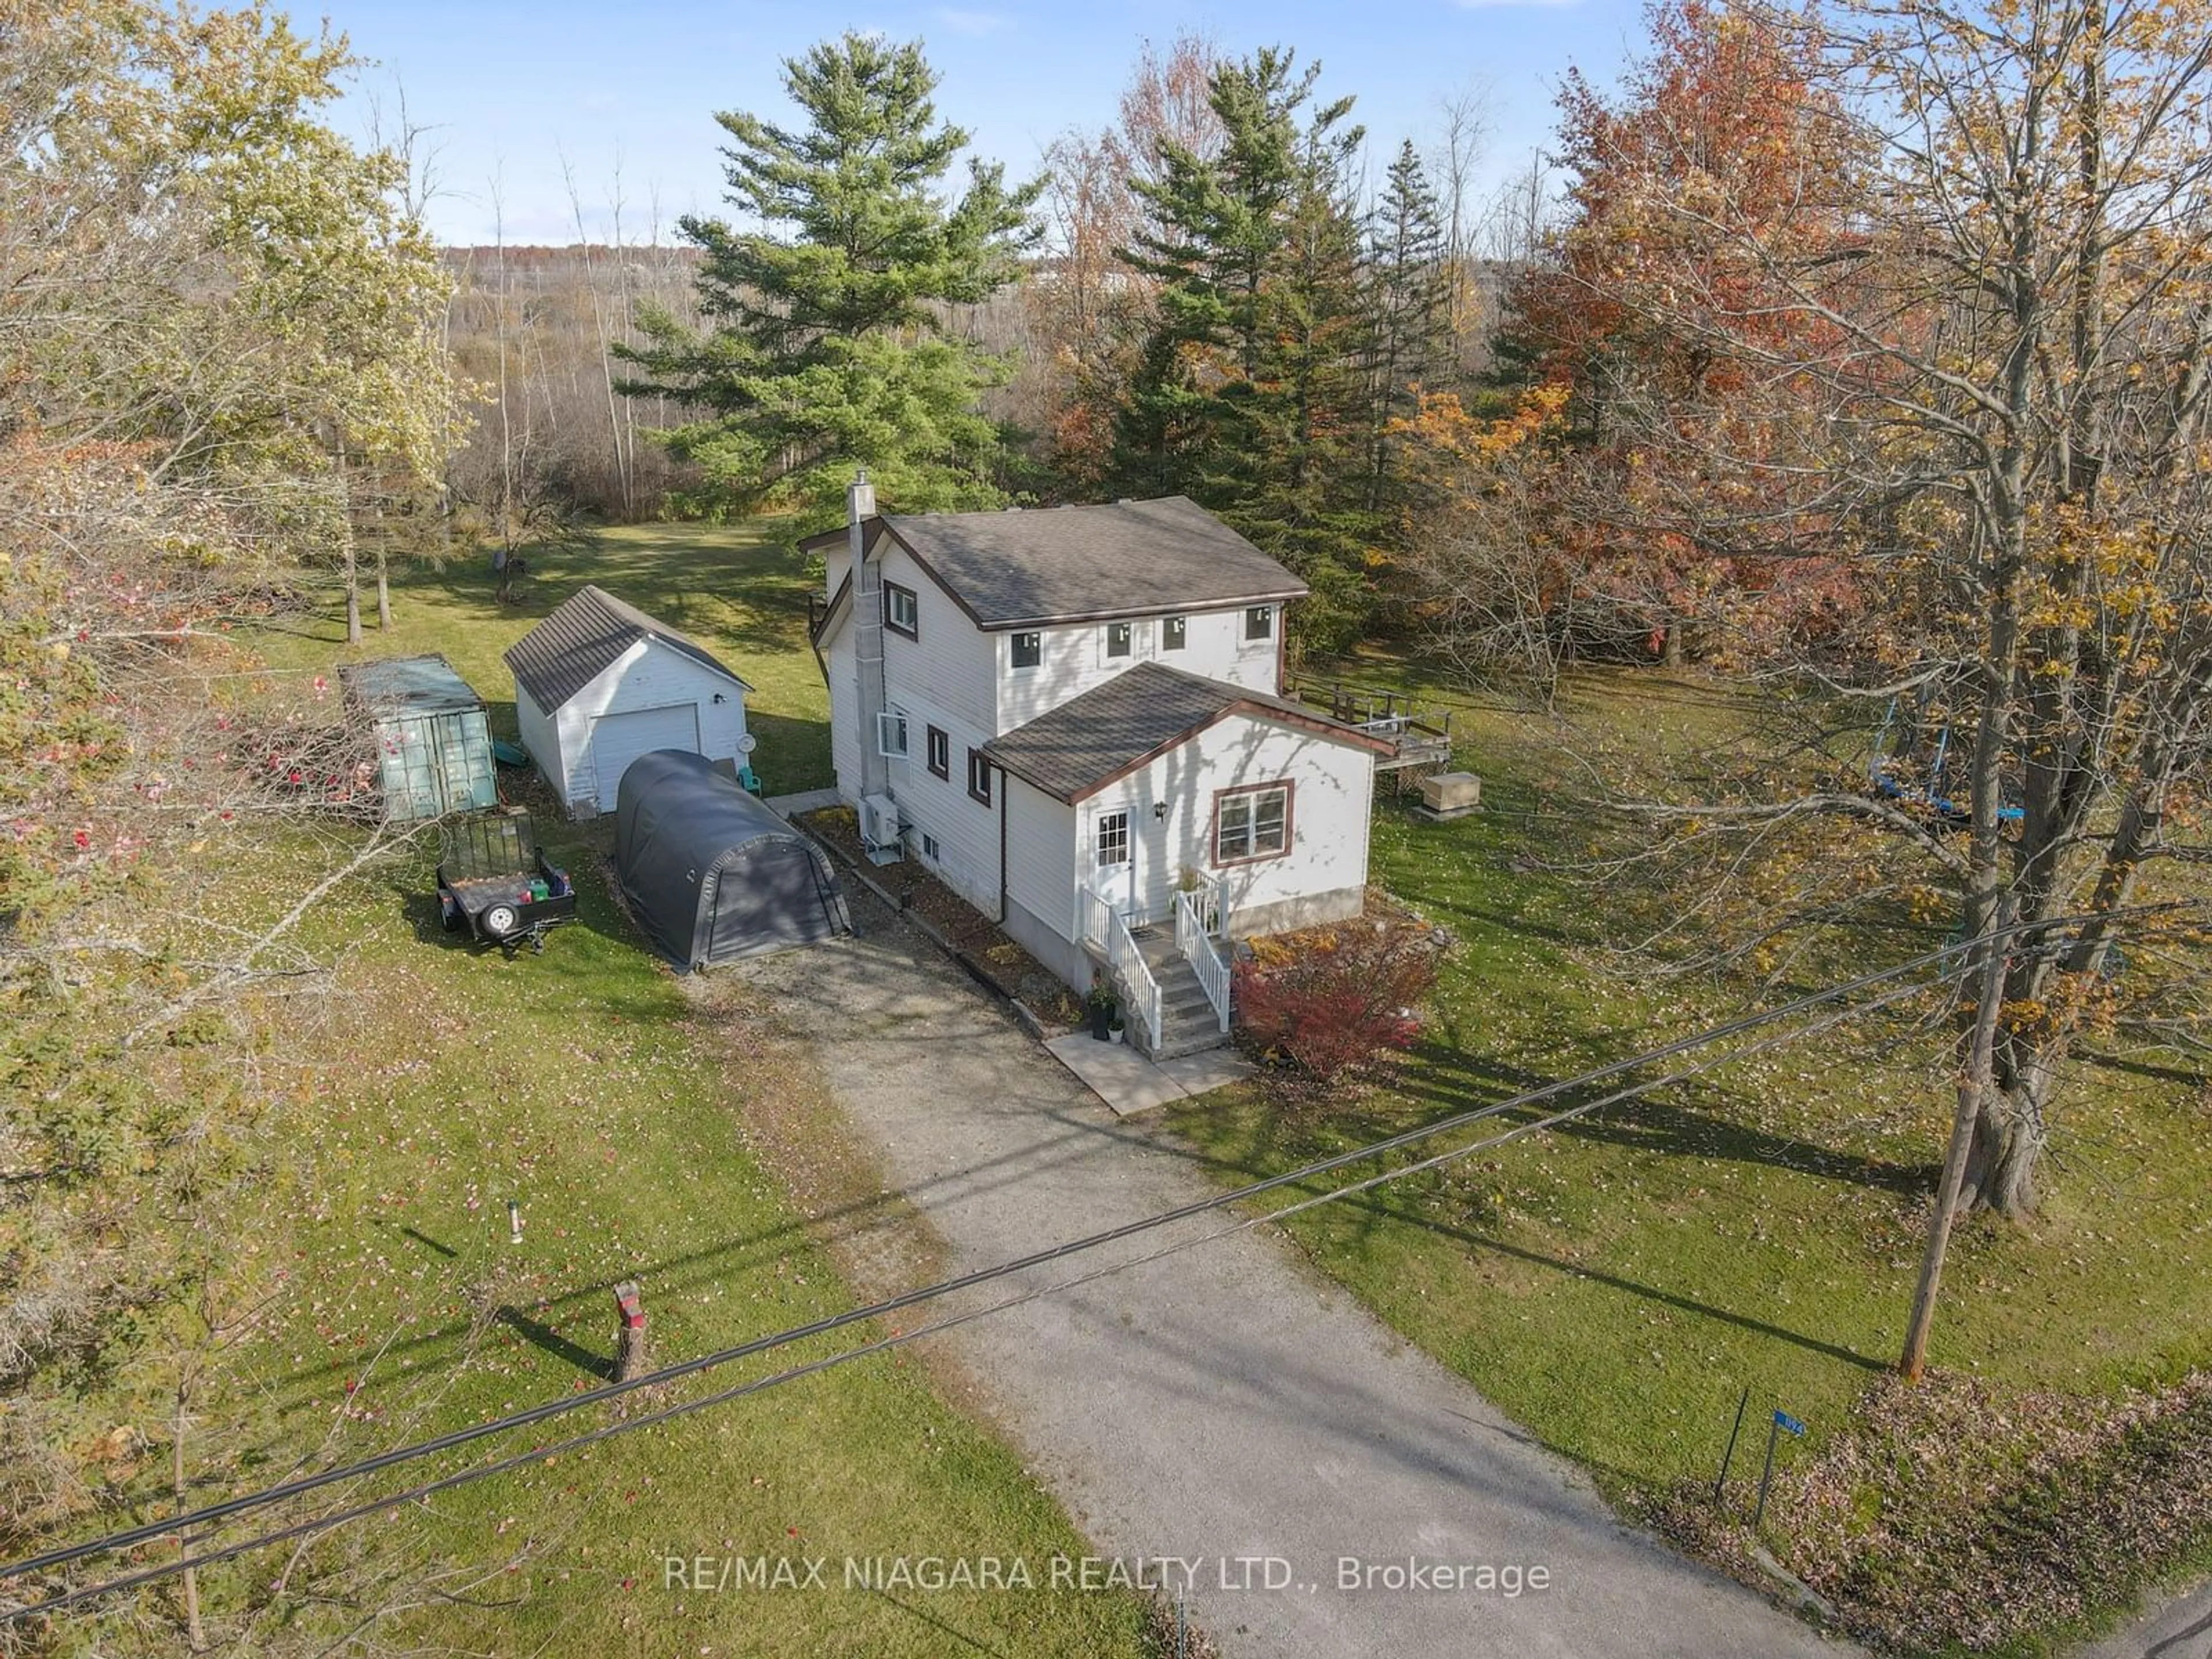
(1483, 0), (1863, 665)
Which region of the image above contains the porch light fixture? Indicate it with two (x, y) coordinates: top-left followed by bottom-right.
(1153, 801), (1168, 821)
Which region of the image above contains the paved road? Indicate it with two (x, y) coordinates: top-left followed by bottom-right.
(738, 894), (1849, 1658)
(2083, 1580), (2212, 1659)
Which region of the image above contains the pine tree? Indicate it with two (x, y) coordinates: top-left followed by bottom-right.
(1363, 141), (1454, 512)
(617, 33), (1042, 522)
(1109, 48), (1377, 650)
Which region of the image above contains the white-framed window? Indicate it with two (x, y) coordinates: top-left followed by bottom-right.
(1096, 809), (1130, 869)
(967, 748), (993, 806)
(1012, 631), (1043, 669)
(922, 832), (941, 861)
(1244, 605), (1274, 642)
(1105, 620), (1134, 660)
(1162, 615), (1188, 651)
(884, 582), (919, 639)
(1214, 781), (1291, 863)
(876, 708), (909, 759)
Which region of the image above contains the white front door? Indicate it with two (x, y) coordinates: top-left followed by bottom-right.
(1092, 807), (1143, 924)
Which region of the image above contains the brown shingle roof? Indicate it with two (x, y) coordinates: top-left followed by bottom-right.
(806, 497), (1307, 630)
(982, 662), (1390, 804)
(504, 585), (750, 713)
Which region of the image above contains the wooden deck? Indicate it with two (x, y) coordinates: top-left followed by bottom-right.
(1286, 677), (1455, 777)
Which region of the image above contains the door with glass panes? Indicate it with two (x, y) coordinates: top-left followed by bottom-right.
(1092, 805), (1145, 924)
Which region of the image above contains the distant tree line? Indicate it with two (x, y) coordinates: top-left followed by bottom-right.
(443, 31), (1547, 653)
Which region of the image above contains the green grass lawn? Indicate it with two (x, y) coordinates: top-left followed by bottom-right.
(1166, 660), (2212, 1510)
(259, 522), (834, 794)
(171, 527), (1152, 1655)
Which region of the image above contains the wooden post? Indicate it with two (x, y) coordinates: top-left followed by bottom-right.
(1900, 927), (2009, 1381)
(173, 1381), (204, 1652)
(613, 1281), (648, 1384)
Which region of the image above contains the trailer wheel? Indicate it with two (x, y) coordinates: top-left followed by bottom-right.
(482, 903), (520, 940)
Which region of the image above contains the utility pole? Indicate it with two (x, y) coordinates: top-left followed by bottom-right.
(1900, 919), (2010, 1381)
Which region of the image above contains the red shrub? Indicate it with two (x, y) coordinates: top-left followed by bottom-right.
(1233, 919), (1441, 1091)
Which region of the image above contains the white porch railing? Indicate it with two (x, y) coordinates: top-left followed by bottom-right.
(1176, 890), (1232, 1034)
(1080, 885), (1161, 1054)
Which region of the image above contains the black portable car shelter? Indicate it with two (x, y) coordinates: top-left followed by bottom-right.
(614, 750), (849, 969)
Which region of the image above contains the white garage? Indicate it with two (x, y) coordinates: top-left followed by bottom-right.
(505, 584), (753, 818)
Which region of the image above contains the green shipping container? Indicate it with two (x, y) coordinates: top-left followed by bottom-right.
(339, 654), (498, 821)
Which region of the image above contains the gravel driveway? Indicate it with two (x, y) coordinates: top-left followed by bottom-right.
(737, 891), (1849, 1657)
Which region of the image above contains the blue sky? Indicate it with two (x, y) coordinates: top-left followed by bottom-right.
(331, 1), (1646, 245)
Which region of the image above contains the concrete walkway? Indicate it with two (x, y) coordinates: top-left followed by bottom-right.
(762, 786), (842, 819)
(1044, 1029), (1252, 1115)
(737, 892), (1850, 1658)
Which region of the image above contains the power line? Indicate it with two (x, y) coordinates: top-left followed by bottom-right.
(9, 965), (1948, 1622)
(3, 906), (2172, 1617)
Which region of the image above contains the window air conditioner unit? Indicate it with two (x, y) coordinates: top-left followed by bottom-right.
(860, 793), (904, 861)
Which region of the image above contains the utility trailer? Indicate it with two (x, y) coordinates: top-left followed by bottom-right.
(435, 812), (577, 953)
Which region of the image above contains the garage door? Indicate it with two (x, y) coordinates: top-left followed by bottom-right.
(590, 704), (701, 808)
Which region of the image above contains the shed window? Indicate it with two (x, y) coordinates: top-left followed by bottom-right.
(1012, 631), (1043, 669)
(1105, 620), (1133, 659)
(884, 582), (919, 639)
(1162, 615), (1188, 651)
(926, 724), (949, 779)
(1214, 782), (1291, 864)
(1244, 605), (1274, 642)
(1096, 810), (1130, 869)
(967, 748), (994, 806)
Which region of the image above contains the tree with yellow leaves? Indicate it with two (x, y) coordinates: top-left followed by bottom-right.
(1527, 0), (2212, 1216)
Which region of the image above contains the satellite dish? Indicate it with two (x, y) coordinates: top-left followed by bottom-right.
(736, 733), (759, 755)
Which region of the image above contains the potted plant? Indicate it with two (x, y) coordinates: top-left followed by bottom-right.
(1108, 1008), (1127, 1045)
(1087, 975), (1116, 1041)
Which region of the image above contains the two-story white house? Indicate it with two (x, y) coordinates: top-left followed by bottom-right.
(804, 477), (1391, 1057)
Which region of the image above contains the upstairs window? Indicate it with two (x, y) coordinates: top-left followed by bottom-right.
(967, 748), (994, 806)
(1215, 782), (1291, 863)
(1012, 631), (1043, 669)
(1105, 620), (1134, 659)
(1244, 605), (1274, 642)
(1096, 810), (1130, 869)
(926, 724), (949, 779)
(1162, 615), (1188, 651)
(884, 582), (919, 639)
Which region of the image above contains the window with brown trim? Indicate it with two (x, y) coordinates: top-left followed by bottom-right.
(926, 725), (949, 779)
(967, 748), (994, 806)
(1213, 781), (1291, 864)
(884, 581), (919, 639)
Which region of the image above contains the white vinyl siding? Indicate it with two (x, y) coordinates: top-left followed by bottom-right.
(994, 604), (1281, 730)
(1003, 775), (1078, 946)
(1077, 713), (1372, 927)
(876, 541), (994, 732)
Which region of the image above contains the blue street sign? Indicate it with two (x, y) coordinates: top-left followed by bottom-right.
(1773, 1411), (1807, 1437)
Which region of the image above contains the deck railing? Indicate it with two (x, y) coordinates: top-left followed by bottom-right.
(1080, 886), (1161, 1053)
(1176, 891), (1232, 1034)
